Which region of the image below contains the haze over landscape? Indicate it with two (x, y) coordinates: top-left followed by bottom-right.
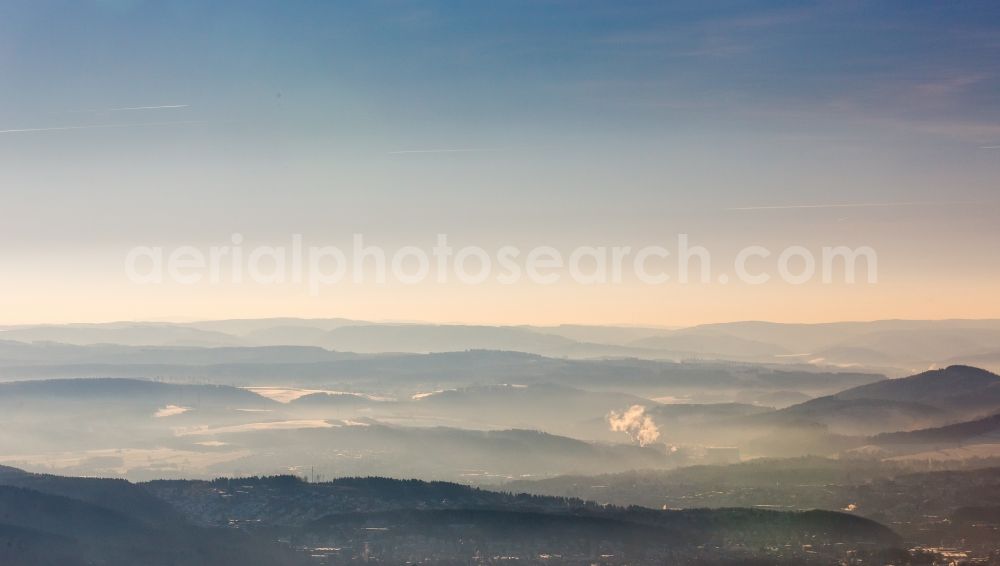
(4, 318), (1000, 563)
(3, 0), (1000, 564)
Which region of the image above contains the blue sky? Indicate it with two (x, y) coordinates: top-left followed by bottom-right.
(1, 1), (998, 324)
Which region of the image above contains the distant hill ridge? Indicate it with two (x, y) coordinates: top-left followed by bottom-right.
(4, 318), (1000, 372)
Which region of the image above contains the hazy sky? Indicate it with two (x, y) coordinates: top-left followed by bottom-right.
(1, 0), (999, 326)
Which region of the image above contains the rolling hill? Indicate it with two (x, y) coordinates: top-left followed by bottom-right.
(833, 365), (1000, 413)
(871, 412), (1000, 447)
(745, 366), (1000, 436)
(0, 468), (306, 565)
(0, 465), (900, 564)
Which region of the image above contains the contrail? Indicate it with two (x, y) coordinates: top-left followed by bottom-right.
(387, 148), (499, 154)
(981, 145), (1000, 149)
(106, 104), (190, 111)
(727, 201), (976, 211)
(0, 120), (203, 134)
(60, 104), (190, 114)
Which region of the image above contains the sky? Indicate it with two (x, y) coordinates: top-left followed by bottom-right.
(0, 0), (998, 326)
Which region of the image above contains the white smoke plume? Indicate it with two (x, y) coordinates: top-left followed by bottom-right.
(608, 405), (661, 447)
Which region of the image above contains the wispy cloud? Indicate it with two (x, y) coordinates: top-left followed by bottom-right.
(728, 201), (978, 211)
(0, 120), (203, 134)
(913, 74), (989, 99)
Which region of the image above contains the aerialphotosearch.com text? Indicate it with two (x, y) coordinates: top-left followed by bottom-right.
(125, 234), (878, 293)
